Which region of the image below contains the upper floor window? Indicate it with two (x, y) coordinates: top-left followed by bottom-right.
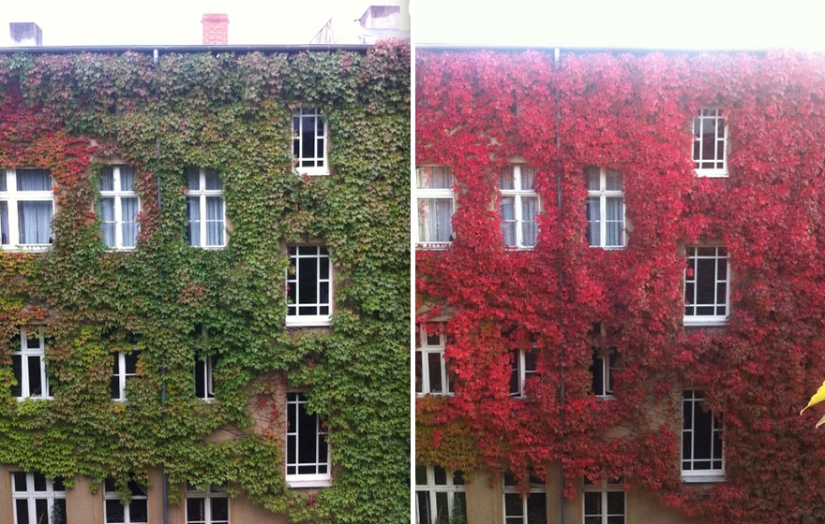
(682, 390), (724, 481)
(693, 109), (728, 177)
(11, 331), (51, 400)
(104, 478), (148, 524)
(0, 168), (53, 250)
(499, 165), (539, 249)
(510, 348), (538, 398)
(286, 392), (331, 487)
(416, 167), (454, 249)
(583, 478), (625, 524)
(185, 167), (224, 248)
(585, 167), (624, 248)
(12, 471), (66, 524)
(684, 246), (729, 326)
(112, 350), (140, 402)
(503, 472), (547, 524)
(590, 347), (617, 398)
(293, 108), (328, 176)
(415, 465), (466, 524)
(185, 484), (229, 524)
(415, 324), (453, 396)
(286, 245), (332, 327)
(194, 355), (216, 401)
(99, 166), (139, 249)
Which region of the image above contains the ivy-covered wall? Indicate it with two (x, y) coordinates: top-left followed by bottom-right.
(0, 40), (410, 524)
(416, 48), (825, 523)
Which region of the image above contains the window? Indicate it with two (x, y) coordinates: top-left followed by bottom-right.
(682, 390), (724, 480)
(112, 350), (140, 401)
(415, 324), (452, 396)
(503, 472), (547, 524)
(415, 465), (466, 524)
(0, 168), (54, 249)
(684, 247), (729, 326)
(286, 392), (331, 487)
(583, 478), (625, 524)
(11, 472), (66, 524)
(292, 107), (328, 175)
(195, 355), (216, 400)
(286, 245), (332, 327)
(104, 478), (148, 524)
(590, 348), (618, 398)
(186, 484), (229, 524)
(510, 349), (538, 398)
(585, 167), (624, 248)
(11, 331), (51, 400)
(99, 166), (139, 249)
(499, 165), (540, 248)
(416, 167), (454, 248)
(693, 109), (728, 177)
(185, 167), (224, 248)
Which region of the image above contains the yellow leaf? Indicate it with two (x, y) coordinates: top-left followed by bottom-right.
(801, 380), (825, 414)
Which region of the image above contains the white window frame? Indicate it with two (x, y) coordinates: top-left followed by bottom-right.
(99, 165), (140, 250)
(682, 390), (725, 482)
(185, 484), (230, 524)
(0, 168), (54, 251)
(11, 330), (51, 401)
(194, 355), (216, 401)
(416, 324), (452, 396)
(285, 245), (333, 327)
(185, 167), (225, 248)
(286, 392), (331, 487)
(11, 472), (66, 524)
(684, 246), (729, 326)
(693, 109), (728, 177)
(503, 473), (547, 524)
(510, 348), (538, 398)
(585, 166), (625, 249)
(583, 478), (625, 524)
(415, 166), (454, 250)
(112, 350), (140, 402)
(103, 478), (148, 524)
(591, 347), (618, 399)
(292, 107), (328, 176)
(499, 165), (540, 249)
(415, 465), (466, 524)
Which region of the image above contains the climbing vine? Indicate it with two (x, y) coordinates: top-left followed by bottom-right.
(0, 40), (409, 524)
(416, 49), (825, 523)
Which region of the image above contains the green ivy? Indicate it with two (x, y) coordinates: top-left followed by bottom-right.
(0, 40), (410, 524)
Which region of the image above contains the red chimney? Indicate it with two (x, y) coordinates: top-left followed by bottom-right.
(201, 14), (229, 45)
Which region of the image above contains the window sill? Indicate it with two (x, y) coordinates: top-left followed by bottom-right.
(294, 168), (329, 177)
(286, 316), (332, 328)
(681, 472), (725, 483)
(286, 477), (332, 489)
(16, 396), (53, 402)
(504, 246), (536, 251)
(595, 394), (616, 400)
(416, 242), (451, 251)
(683, 317), (729, 328)
(589, 245), (625, 250)
(2, 245), (52, 252)
(694, 169), (728, 178)
(416, 392), (454, 398)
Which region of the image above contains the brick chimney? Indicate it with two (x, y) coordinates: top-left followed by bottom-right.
(201, 14), (229, 45)
(9, 23), (43, 46)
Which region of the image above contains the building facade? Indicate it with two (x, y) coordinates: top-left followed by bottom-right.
(0, 40), (410, 523)
(415, 48), (825, 524)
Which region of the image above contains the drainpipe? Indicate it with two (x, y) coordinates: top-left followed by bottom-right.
(553, 46), (566, 524)
(152, 48), (169, 524)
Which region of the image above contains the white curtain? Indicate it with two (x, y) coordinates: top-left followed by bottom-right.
(121, 197), (139, 247)
(586, 197), (601, 246)
(18, 169), (51, 191)
(120, 167), (136, 191)
(186, 197), (200, 246)
(18, 202), (52, 244)
(500, 196), (516, 245)
(522, 196), (539, 246)
(0, 202), (8, 245)
(205, 197), (224, 246)
(100, 198), (116, 247)
(606, 197), (623, 247)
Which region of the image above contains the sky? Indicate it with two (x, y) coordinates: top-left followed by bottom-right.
(414, 0), (825, 51)
(1, 0), (385, 46)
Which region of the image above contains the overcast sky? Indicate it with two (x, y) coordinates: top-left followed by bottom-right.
(414, 0), (825, 51)
(1, 0), (385, 46)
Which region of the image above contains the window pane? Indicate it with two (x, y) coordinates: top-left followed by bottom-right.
(527, 492), (547, 524)
(11, 355), (22, 397)
(28, 356), (42, 396)
(12, 472), (27, 491)
(99, 167), (115, 191)
(591, 350), (604, 395)
(1, 201), (9, 245)
(186, 197), (200, 246)
(15, 499), (30, 524)
(521, 166), (537, 190)
(605, 169), (622, 190)
(584, 491), (601, 515)
(416, 491), (431, 524)
(297, 256), (319, 307)
(18, 201), (53, 244)
(418, 167), (452, 189)
(120, 166), (136, 191)
(187, 498), (205, 522)
(130, 499), (148, 522)
(415, 351), (423, 394)
(499, 168), (515, 190)
(122, 197), (139, 248)
(211, 497), (229, 521)
(185, 167), (200, 190)
(17, 169), (52, 191)
(607, 491), (624, 514)
(427, 352), (443, 393)
(585, 167), (601, 190)
(204, 169), (222, 190)
(433, 465), (447, 485)
(105, 499), (125, 522)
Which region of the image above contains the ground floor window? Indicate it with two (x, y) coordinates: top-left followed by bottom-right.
(12, 471), (66, 524)
(186, 484), (229, 524)
(415, 465), (466, 524)
(104, 478), (148, 523)
(503, 472), (546, 524)
(583, 478), (625, 524)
